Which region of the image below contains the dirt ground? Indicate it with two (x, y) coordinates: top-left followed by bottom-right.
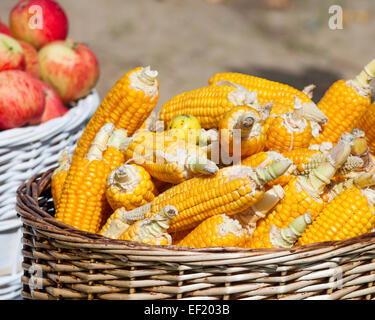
(1, 0), (375, 111)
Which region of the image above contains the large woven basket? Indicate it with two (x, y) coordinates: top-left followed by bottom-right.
(16, 169), (375, 300)
(0, 90), (100, 300)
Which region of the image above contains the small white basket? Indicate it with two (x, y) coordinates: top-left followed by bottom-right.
(0, 89), (100, 300)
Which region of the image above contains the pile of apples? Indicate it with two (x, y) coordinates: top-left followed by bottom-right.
(0, 0), (99, 130)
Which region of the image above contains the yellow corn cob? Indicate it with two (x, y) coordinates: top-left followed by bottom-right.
(106, 164), (158, 211)
(311, 59), (375, 145)
(282, 148), (322, 172)
(297, 188), (375, 246)
(103, 160), (292, 234)
(55, 123), (115, 233)
(125, 131), (219, 184)
(208, 72), (327, 124)
(219, 105), (268, 159)
(98, 207), (132, 239)
(102, 129), (128, 171)
(297, 155), (364, 178)
(251, 213), (313, 249)
(232, 185), (285, 245)
(119, 205), (177, 245)
(177, 214), (246, 248)
(323, 172), (375, 204)
(356, 102), (375, 154)
(247, 132), (354, 249)
(241, 151), (295, 187)
(266, 97), (314, 152)
(51, 148), (70, 206)
(159, 82), (268, 129)
(72, 66), (159, 162)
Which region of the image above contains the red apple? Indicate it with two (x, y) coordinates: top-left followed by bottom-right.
(0, 33), (25, 72)
(18, 40), (41, 78)
(39, 40), (99, 103)
(0, 70), (45, 130)
(0, 20), (12, 37)
(38, 81), (68, 123)
(9, 0), (68, 50)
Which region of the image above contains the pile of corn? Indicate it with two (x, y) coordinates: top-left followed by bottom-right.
(52, 60), (375, 249)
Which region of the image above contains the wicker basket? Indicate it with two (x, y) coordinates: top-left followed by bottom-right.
(0, 90), (100, 300)
(16, 169), (375, 300)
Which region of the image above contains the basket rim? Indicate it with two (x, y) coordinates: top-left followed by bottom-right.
(16, 169), (375, 257)
(0, 89), (99, 147)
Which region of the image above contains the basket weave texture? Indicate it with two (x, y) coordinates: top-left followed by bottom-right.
(0, 90), (100, 300)
(17, 169), (375, 300)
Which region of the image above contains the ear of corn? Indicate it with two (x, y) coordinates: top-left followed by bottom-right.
(219, 105), (268, 159)
(208, 72), (327, 124)
(232, 185), (285, 245)
(241, 151), (295, 187)
(247, 133), (354, 249)
(98, 204), (153, 239)
(118, 160), (292, 233)
(297, 188), (375, 245)
(159, 83), (262, 129)
(55, 123), (115, 233)
(119, 205), (178, 245)
(51, 148), (71, 207)
(125, 131), (219, 184)
(106, 164), (158, 211)
(266, 97), (314, 152)
(177, 214), (246, 248)
(103, 129), (128, 171)
(311, 59), (375, 145)
(296, 155), (364, 177)
(356, 102), (375, 154)
(323, 172), (375, 204)
(269, 213), (313, 248)
(72, 66), (159, 162)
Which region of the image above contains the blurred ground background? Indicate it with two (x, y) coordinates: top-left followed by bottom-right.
(1, 0), (374, 111)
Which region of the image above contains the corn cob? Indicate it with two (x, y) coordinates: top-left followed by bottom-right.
(296, 155), (364, 177)
(119, 205), (177, 245)
(249, 213), (312, 249)
(292, 130), (368, 176)
(311, 59), (375, 145)
(266, 97), (314, 152)
(55, 123), (115, 233)
(159, 82), (269, 129)
(72, 66), (159, 162)
(323, 172), (375, 204)
(241, 151), (295, 187)
(208, 72), (327, 124)
(125, 131), (219, 184)
(297, 187), (375, 246)
(232, 185), (285, 245)
(106, 164), (158, 211)
(177, 214), (246, 248)
(51, 148), (70, 206)
(356, 102), (375, 154)
(98, 207), (133, 239)
(247, 133), (354, 249)
(219, 105), (268, 159)
(103, 160), (292, 234)
(103, 129), (128, 171)
(282, 148), (322, 172)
